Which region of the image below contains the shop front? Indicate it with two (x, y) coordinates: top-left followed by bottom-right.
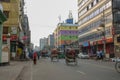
(82, 41), (91, 55)
(96, 38), (114, 58)
(2, 35), (18, 60)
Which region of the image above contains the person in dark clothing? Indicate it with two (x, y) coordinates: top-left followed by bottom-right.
(37, 51), (40, 60)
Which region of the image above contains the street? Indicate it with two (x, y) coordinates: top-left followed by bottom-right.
(14, 58), (120, 80)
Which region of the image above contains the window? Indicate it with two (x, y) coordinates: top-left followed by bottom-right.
(96, 0), (99, 3)
(114, 12), (120, 23)
(91, 2), (94, 7)
(93, 0), (97, 5)
(3, 11), (9, 18)
(87, 6), (89, 11)
(89, 4), (92, 9)
(113, 0), (120, 9)
(0, 0), (10, 2)
(3, 27), (9, 34)
(117, 36), (120, 42)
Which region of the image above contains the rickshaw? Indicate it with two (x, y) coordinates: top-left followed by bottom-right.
(41, 50), (48, 58)
(50, 48), (59, 62)
(65, 48), (77, 65)
(114, 45), (120, 73)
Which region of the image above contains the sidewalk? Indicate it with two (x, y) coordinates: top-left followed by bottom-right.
(0, 61), (30, 80)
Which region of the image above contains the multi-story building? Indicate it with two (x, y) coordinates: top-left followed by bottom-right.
(22, 14), (31, 52)
(48, 34), (54, 49)
(30, 43), (34, 51)
(54, 14), (78, 50)
(78, 0), (120, 58)
(55, 23), (78, 47)
(40, 37), (48, 50)
(1, 0), (25, 59)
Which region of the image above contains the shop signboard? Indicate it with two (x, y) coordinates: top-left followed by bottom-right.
(1, 43), (9, 63)
(1, 37), (10, 63)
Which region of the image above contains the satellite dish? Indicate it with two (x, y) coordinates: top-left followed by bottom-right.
(0, 3), (3, 12)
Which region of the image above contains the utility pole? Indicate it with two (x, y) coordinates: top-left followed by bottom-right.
(98, 4), (106, 58)
(102, 7), (106, 58)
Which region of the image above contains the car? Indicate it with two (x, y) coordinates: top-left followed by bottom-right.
(78, 52), (89, 59)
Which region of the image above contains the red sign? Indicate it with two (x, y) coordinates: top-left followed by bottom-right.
(22, 36), (28, 40)
(2, 35), (17, 41)
(10, 35), (17, 41)
(2, 35), (7, 41)
(106, 38), (113, 43)
(97, 40), (103, 44)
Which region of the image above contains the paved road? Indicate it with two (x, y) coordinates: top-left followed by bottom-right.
(0, 61), (30, 80)
(17, 58), (120, 80)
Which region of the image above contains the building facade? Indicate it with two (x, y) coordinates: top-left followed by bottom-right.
(22, 14), (31, 53)
(1, 0), (25, 59)
(40, 37), (48, 50)
(54, 22), (78, 50)
(48, 34), (54, 49)
(78, 0), (120, 58)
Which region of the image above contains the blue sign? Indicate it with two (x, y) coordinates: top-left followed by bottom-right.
(83, 42), (89, 47)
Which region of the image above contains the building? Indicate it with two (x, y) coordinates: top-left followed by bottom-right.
(34, 46), (40, 51)
(112, 0), (120, 58)
(48, 34), (54, 49)
(54, 13), (78, 50)
(40, 37), (48, 50)
(30, 43), (34, 51)
(54, 23), (78, 48)
(1, 0), (25, 59)
(0, 3), (7, 65)
(22, 14), (31, 53)
(78, 0), (120, 58)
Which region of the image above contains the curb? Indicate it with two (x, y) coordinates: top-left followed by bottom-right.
(14, 66), (25, 80)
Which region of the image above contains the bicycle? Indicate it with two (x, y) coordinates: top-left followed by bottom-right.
(115, 58), (120, 73)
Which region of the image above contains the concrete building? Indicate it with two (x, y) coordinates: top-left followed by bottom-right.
(22, 14), (31, 52)
(78, 0), (120, 58)
(34, 46), (40, 51)
(48, 34), (54, 49)
(30, 43), (34, 51)
(1, 0), (25, 59)
(40, 37), (48, 50)
(54, 13), (78, 49)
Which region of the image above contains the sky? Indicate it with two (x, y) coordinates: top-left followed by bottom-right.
(25, 0), (78, 46)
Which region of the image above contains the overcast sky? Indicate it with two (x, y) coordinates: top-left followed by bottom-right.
(25, 0), (78, 46)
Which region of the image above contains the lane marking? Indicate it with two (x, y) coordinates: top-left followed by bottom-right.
(31, 61), (33, 80)
(79, 61), (114, 70)
(76, 71), (86, 75)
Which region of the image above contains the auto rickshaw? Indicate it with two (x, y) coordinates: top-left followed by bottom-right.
(65, 48), (77, 65)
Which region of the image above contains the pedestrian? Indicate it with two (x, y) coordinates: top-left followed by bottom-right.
(37, 51), (40, 60)
(33, 51), (37, 65)
(96, 50), (100, 60)
(100, 50), (104, 60)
